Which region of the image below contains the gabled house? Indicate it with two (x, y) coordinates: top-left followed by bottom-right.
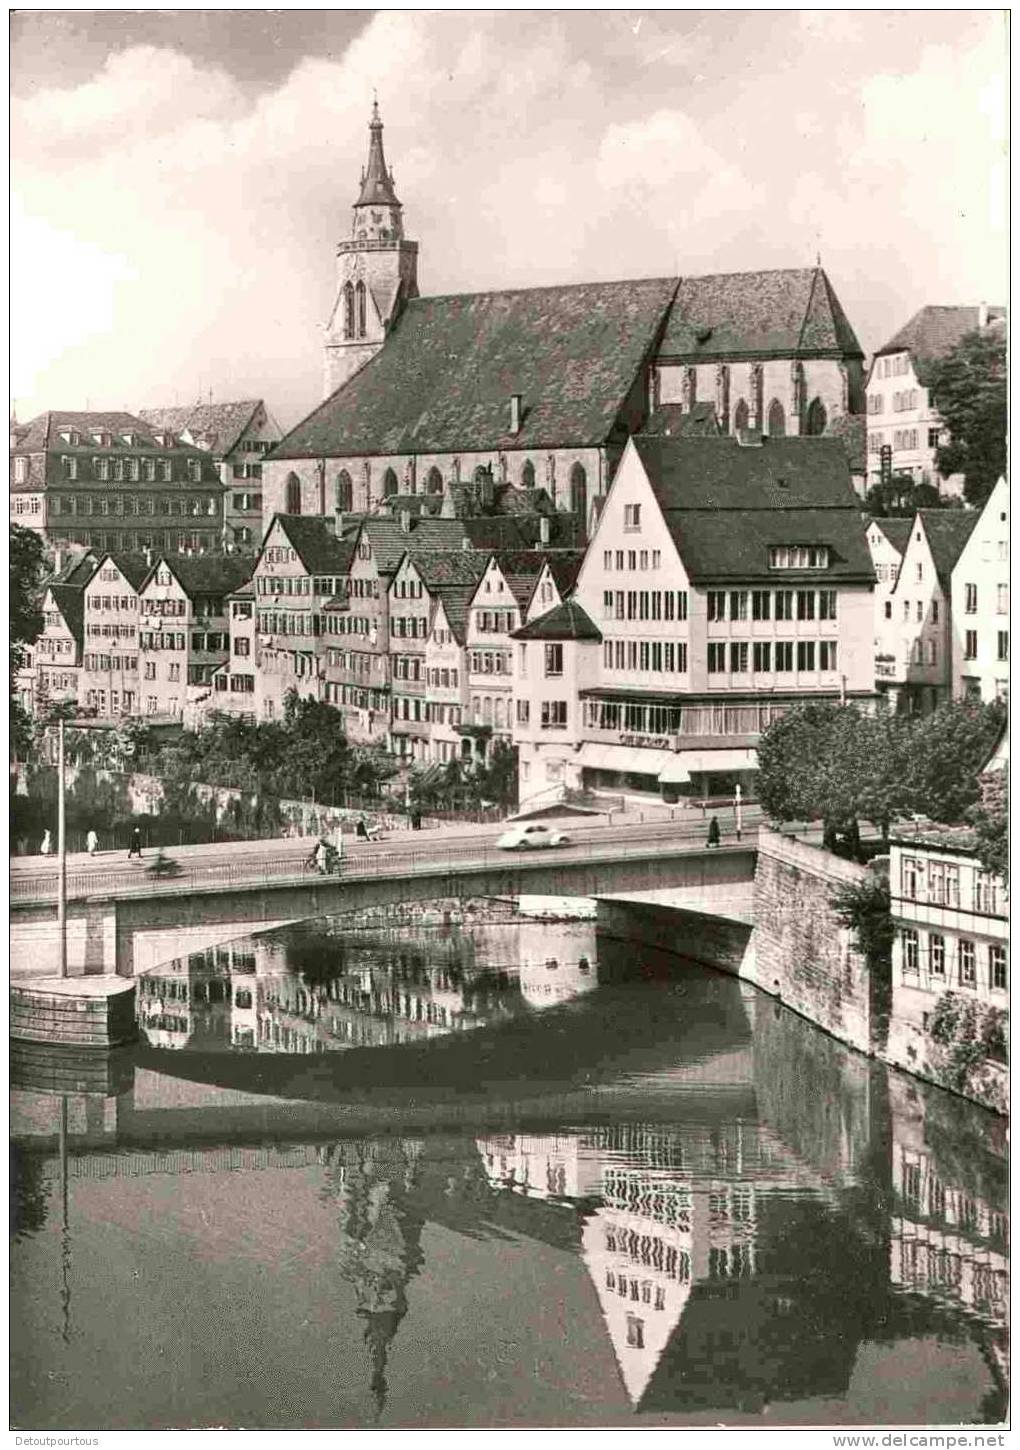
(875, 511), (978, 713)
(209, 583), (258, 721)
(950, 478), (1010, 703)
(140, 399), (282, 547)
(252, 514), (353, 722)
(387, 550), (487, 762)
(424, 596), (471, 765)
(866, 304), (1006, 494)
(865, 516), (912, 687)
(138, 554), (253, 720)
(513, 434), (875, 807)
(34, 580), (91, 712)
(80, 552), (150, 718)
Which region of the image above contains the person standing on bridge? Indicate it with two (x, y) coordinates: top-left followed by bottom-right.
(86, 828), (99, 856)
(128, 826), (143, 860)
(706, 815), (721, 848)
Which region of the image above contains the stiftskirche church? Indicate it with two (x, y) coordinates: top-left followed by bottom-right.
(262, 104), (866, 531)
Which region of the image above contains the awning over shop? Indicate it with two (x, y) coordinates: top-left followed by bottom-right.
(676, 747), (759, 776)
(578, 743), (677, 777)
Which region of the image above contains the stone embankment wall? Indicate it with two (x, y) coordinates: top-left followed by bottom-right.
(749, 828), (873, 1055)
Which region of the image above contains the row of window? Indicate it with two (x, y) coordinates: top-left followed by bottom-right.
(391, 616), (428, 639)
(900, 858), (1001, 915)
(231, 465), (262, 481)
(469, 649), (513, 676)
(963, 582), (1011, 614)
(873, 354), (912, 380)
(58, 456), (211, 483)
(86, 623), (135, 639)
(36, 636), (74, 655)
(213, 673), (255, 693)
(84, 689), (135, 713)
(602, 589), (689, 623)
(50, 493), (218, 517)
(473, 609), (519, 634)
(83, 654), (137, 672)
(256, 574), (346, 596)
(584, 700), (786, 736)
(901, 929), (1007, 991)
(963, 629), (1009, 663)
(708, 640), (838, 673)
(602, 548), (663, 572)
(139, 632), (187, 651)
(708, 588), (837, 623)
(603, 639), (688, 674)
(10, 496), (41, 513)
(89, 594), (137, 612)
(48, 530), (216, 553)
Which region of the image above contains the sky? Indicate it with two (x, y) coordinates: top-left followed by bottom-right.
(10, 8), (1008, 431)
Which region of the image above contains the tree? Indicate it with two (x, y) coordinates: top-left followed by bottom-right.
(10, 524), (47, 754)
(864, 475), (954, 517)
(901, 699), (1006, 823)
(969, 765), (1008, 884)
(926, 327), (1007, 507)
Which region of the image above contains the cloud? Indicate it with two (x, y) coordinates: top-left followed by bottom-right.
(9, 12), (1009, 422)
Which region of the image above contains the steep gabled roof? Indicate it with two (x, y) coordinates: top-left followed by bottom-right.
(632, 436), (872, 584)
(51, 551), (100, 586)
(269, 277), (678, 459)
(139, 400), (264, 456)
(918, 509), (980, 586)
(513, 599), (602, 642)
(399, 550), (487, 590)
(143, 554), (254, 599)
(658, 267), (863, 360)
(268, 515), (355, 575)
(430, 591), (472, 645)
(88, 552), (151, 591)
(46, 585), (85, 647)
(874, 305), (1007, 385)
(871, 517), (913, 555)
(354, 516), (470, 572)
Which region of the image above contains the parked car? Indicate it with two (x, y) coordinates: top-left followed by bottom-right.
(496, 822), (570, 851)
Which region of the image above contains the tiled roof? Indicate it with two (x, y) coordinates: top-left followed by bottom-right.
(874, 305), (1007, 384)
(827, 412), (866, 472)
(14, 411), (151, 451)
(268, 277), (679, 458)
(918, 509), (979, 585)
(658, 267), (863, 360)
(403, 551), (487, 589)
(272, 515), (355, 575)
(92, 552), (152, 591)
(139, 400), (264, 456)
(356, 516), (470, 571)
(51, 551), (100, 586)
(513, 599), (602, 642)
(47, 584), (85, 647)
(632, 436), (873, 584)
(543, 551), (585, 595)
(639, 401), (721, 438)
(872, 517), (913, 554)
(145, 554), (254, 599)
(432, 592), (472, 645)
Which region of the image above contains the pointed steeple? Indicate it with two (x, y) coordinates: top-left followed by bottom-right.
(357, 99), (401, 208)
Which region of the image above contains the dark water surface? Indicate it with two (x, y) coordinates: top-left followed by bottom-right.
(10, 910), (1009, 1429)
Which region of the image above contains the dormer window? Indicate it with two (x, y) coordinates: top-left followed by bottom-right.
(154, 432), (175, 448)
(59, 429), (82, 446)
(91, 431), (112, 447)
(769, 545), (830, 570)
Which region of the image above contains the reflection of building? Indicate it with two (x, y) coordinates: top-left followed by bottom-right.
(888, 1075), (1009, 1399)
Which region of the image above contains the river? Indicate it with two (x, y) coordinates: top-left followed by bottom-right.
(10, 907), (1009, 1430)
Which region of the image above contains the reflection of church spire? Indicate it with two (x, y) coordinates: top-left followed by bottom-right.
(328, 1140), (426, 1420)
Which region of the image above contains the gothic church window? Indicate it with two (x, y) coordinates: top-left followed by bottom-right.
(355, 281), (367, 339)
(426, 466), (444, 495)
(285, 473), (302, 515)
(521, 459), (535, 489)
(806, 398), (828, 436)
(383, 467), (399, 498)
(342, 283), (355, 339)
(336, 470), (353, 512)
(570, 462), (588, 525)
(733, 399), (750, 433)
(767, 399), (786, 437)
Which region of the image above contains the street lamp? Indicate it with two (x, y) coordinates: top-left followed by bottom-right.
(48, 714), (114, 979)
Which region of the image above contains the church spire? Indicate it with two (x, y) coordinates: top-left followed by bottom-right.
(357, 99), (400, 208)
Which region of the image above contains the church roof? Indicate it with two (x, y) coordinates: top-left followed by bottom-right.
(659, 267), (863, 360)
(269, 276), (679, 459)
(874, 305), (1006, 384)
(138, 400), (265, 456)
(632, 436), (873, 585)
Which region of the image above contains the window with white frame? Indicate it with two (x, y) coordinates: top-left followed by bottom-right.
(989, 944), (1007, 991)
(929, 934), (945, 977)
(958, 939), (976, 988)
(902, 928), (919, 973)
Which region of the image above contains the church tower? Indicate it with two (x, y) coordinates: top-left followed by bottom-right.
(323, 102), (419, 399)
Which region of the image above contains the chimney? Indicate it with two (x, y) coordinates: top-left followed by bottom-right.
(978, 301), (989, 329)
(539, 515), (551, 546)
(143, 546), (153, 568)
(399, 508), (412, 534)
(509, 394), (522, 435)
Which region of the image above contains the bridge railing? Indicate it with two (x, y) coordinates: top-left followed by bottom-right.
(11, 816), (758, 908)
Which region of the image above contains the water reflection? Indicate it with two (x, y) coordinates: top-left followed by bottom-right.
(9, 913), (1009, 1430)
(134, 916), (599, 1054)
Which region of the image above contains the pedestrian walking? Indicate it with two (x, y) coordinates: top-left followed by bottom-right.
(128, 826), (143, 860)
(86, 829), (99, 857)
(40, 829), (52, 856)
(706, 815), (721, 849)
(356, 816), (369, 841)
